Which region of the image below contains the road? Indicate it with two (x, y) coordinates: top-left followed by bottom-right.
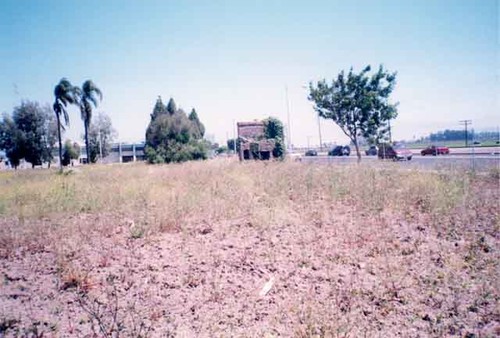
(299, 154), (500, 172)
(422, 146), (499, 156)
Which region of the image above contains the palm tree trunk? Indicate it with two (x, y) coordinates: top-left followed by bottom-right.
(85, 123), (90, 164)
(56, 114), (63, 172)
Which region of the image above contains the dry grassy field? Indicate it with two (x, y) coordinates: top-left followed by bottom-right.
(0, 159), (498, 337)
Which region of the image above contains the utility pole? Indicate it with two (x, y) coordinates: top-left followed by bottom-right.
(459, 120), (472, 147)
(233, 120), (237, 153)
(285, 86), (292, 150)
(317, 115), (323, 152)
(301, 84), (322, 152)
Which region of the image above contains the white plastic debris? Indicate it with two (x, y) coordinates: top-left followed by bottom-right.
(259, 276), (275, 297)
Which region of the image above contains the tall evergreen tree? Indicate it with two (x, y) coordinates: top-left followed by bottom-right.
(166, 98), (177, 115)
(188, 108), (205, 139)
(151, 96), (167, 120)
(145, 97), (207, 164)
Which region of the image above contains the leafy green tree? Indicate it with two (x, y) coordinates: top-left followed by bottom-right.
(62, 140), (80, 166)
(53, 78), (80, 170)
(12, 101), (56, 168)
(86, 112), (117, 163)
(0, 102), (57, 169)
(145, 97), (207, 164)
(79, 80), (102, 165)
(263, 117), (285, 159)
(0, 114), (23, 169)
(308, 65), (398, 161)
(188, 108), (205, 139)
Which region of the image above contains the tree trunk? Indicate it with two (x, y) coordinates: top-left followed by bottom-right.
(353, 136), (361, 163)
(84, 122), (90, 164)
(56, 114), (63, 172)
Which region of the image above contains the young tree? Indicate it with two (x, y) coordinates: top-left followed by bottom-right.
(44, 114), (59, 167)
(62, 140), (80, 166)
(308, 65), (398, 162)
(263, 117), (285, 159)
(53, 78), (80, 170)
(79, 80), (103, 165)
(87, 112), (117, 163)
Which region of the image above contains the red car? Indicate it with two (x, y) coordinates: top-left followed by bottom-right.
(421, 145), (449, 156)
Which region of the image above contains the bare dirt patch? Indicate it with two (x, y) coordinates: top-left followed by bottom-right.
(0, 161), (498, 337)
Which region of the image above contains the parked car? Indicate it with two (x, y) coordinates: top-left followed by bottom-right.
(421, 145), (449, 156)
(378, 143), (412, 161)
(305, 149), (318, 156)
(365, 145), (378, 156)
(473, 141), (481, 145)
(328, 145), (350, 156)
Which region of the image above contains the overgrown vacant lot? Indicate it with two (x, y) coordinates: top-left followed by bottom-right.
(0, 160), (498, 337)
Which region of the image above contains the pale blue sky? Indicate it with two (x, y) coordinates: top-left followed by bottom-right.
(0, 0), (498, 147)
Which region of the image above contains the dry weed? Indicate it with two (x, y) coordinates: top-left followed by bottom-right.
(0, 160), (498, 336)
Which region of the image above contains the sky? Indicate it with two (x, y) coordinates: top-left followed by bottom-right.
(0, 0), (498, 147)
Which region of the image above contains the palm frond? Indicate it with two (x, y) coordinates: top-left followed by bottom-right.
(88, 93), (99, 108)
(62, 107), (70, 127)
(72, 86), (82, 103)
(55, 78), (79, 106)
(82, 80), (102, 107)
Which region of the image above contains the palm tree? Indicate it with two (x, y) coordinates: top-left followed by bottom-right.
(79, 80), (102, 164)
(53, 78), (80, 171)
